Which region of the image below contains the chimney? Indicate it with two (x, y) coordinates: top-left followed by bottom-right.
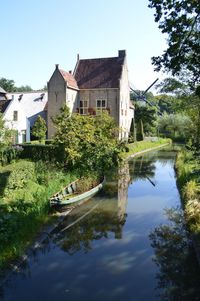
(55, 64), (59, 69)
(118, 50), (126, 58)
(77, 54), (80, 61)
(69, 70), (72, 74)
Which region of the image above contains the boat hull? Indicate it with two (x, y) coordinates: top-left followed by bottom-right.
(50, 178), (105, 206)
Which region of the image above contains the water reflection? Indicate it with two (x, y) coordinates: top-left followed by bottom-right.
(129, 155), (156, 186)
(149, 207), (200, 301)
(1, 147), (200, 301)
(53, 162), (131, 252)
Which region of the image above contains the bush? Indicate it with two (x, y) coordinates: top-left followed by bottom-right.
(0, 145), (23, 166)
(20, 144), (65, 163)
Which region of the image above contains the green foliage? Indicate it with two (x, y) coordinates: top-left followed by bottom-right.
(148, 0), (200, 84)
(31, 116), (47, 142)
(0, 77), (15, 92)
(0, 77), (33, 92)
(0, 113), (13, 150)
(134, 103), (158, 138)
(158, 113), (192, 141)
(0, 145), (23, 166)
(120, 138), (171, 159)
(175, 149), (200, 235)
(0, 160), (76, 269)
(20, 144), (65, 163)
(53, 105), (122, 174)
(14, 85), (33, 92)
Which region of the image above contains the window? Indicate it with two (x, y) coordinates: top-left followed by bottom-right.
(96, 99), (107, 114)
(13, 111), (18, 121)
(79, 100), (88, 115)
(21, 130), (26, 143)
(12, 130), (18, 144)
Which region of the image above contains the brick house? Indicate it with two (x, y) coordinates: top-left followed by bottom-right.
(47, 50), (134, 140)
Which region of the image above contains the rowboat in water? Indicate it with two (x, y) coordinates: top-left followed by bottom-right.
(50, 177), (105, 206)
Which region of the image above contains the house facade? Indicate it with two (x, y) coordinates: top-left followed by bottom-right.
(47, 50), (134, 140)
(0, 50), (134, 143)
(2, 91), (48, 143)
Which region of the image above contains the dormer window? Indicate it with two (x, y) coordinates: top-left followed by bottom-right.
(40, 93), (45, 100)
(13, 111), (18, 121)
(18, 94), (23, 101)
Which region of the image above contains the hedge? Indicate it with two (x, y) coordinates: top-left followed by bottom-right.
(20, 144), (65, 163)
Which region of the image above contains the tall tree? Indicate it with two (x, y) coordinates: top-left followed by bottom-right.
(31, 116), (47, 142)
(148, 0), (200, 85)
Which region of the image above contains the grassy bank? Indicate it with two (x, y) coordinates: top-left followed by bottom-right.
(175, 150), (200, 240)
(120, 138), (171, 159)
(0, 160), (76, 270)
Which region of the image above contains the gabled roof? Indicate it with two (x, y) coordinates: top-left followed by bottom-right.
(0, 87), (6, 94)
(7, 91), (48, 126)
(74, 54), (125, 89)
(0, 99), (12, 113)
(59, 69), (79, 90)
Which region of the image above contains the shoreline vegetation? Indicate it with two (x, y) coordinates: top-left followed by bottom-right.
(120, 138), (171, 160)
(175, 149), (200, 261)
(0, 138), (170, 271)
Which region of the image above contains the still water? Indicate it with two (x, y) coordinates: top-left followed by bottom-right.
(1, 147), (200, 301)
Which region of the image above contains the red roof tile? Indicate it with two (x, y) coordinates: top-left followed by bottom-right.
(74, 56), (125, 89)
(59, 69), (79, 90)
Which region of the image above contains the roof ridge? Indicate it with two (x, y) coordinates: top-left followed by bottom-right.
(79, 56), (118, 61)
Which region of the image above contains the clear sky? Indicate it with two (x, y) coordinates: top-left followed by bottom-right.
(0, 0), (167, 91)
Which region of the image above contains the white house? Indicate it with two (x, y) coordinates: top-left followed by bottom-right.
(3, 91), (47, 143)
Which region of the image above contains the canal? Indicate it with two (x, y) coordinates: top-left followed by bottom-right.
(1, 146), (200, 301)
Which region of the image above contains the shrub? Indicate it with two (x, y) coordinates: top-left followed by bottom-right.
(20, 144), (65, 163)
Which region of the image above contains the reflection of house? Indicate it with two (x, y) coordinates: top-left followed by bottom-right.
(117, 162), (130, 222)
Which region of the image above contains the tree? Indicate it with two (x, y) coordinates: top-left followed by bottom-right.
(0, 78), (16, 92)
(53, 105), (121, 174)
(134, 104), (158, 140)
(158, 113), (192, 140)
(155, 77), (200, 147)
(31, 116), (47, 142)
(15, 85), (33, 92)
(148, 0), (200, 85)
(0, 77), (33, 92)
(0, 113), (13, 149)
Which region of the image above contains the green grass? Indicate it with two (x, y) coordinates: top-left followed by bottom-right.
(0, 159), (76, 270)
(120, 138), (171, 159)
(175, 150), (200, 239)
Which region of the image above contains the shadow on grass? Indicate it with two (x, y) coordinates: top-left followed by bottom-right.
(0, 171), (11, 198)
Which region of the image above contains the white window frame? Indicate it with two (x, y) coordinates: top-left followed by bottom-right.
(79, 99), (88, 115)
(96, 99), (107, 115)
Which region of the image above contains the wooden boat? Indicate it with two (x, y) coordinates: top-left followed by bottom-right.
(50, 177), (105, 206)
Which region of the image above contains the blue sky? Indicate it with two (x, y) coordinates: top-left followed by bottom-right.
(0, 0), (167, 91)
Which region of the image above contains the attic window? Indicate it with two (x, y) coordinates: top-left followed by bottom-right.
(18, 94), (23, 101)
(40, 93), (45, 100)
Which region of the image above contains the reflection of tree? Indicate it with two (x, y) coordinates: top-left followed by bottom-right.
(149, 207), (200, 301)
(129, 155), (156, 185)
(54, 205), (126, 255)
